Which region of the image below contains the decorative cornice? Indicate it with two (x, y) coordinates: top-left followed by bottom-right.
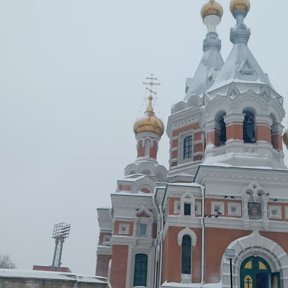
(96, 245), (112, 256)
(195, 165), (288, 186)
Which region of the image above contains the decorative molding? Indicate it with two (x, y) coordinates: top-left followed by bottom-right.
(221, 231), (288, 288)
(177, 228), (197, 247)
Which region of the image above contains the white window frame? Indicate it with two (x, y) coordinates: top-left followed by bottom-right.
(179, 131), (194, 163)
(180, 193), (195, 217)
(119, 223), (130, 235)
(269, 205), (282, 219)
(228, 202), (241, 217)
(211, 201), (224, 216)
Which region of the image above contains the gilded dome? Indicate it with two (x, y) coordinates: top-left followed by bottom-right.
(133, 96), (164, 137)
(230, 0), (250, 16)
(283, 130), (288, 147)
(201, 0), (223, 19)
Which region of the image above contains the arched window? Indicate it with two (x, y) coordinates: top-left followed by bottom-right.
(270, 114), (278, 150)
(182, 235), (192, 275)
(219, 116), (226, 145)
(215, 112), (226, 146)
(133, 254), (148, 287)
(183, 136), (193, 160)
(243, 111), (256, 143)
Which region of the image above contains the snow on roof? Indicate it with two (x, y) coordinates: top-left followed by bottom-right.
(162, 281), (222, 288)
(168, 182), (202, 188)
(0, 269), (108, 284)
(185, 34), (223, 101)
(209, 43), (271, 92)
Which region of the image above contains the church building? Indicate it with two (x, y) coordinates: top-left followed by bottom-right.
(96, 0), (288, 287)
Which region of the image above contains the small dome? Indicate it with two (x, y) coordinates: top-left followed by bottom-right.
(201, 0), (223, 19)
(230, 0), (250, 16)
(133, 96), (164, 137)
(283, 130), (288, 147)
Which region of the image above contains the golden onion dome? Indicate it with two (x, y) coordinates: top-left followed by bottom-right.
(230, 0), (250, 16)
(201, 0), (223, 20)
(283, 130), (288, 147)
(133, 96), (164, 137)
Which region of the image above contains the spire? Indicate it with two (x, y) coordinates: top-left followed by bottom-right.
(209, 0), (272, 90)
(185, 0), (224, 100)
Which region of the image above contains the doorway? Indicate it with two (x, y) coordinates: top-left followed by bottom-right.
(240, 256), (280, 288)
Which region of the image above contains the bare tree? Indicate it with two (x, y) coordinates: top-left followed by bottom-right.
(0, 254), (16, 269)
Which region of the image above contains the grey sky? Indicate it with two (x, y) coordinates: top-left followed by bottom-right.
(0, 0), (287, 275)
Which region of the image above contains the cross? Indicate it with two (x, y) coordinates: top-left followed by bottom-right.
(143, 74), (160, 96)
(245, 276), (252, 288)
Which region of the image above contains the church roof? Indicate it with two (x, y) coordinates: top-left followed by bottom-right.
(210, 39), (272, 91)
(185, 35), (224, 99)
(185, 0), (224, 101)
(209, 0), (272, 92)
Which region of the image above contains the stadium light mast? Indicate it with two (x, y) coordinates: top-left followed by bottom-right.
(51, 222), (71, 270)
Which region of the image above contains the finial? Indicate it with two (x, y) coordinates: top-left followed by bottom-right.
(146, 95), (154, 113)
(230, 0), (250, 20)
(230, 0), (251, 44)
(143, 74), (160, 115)
(201, 0), (223, 33)
(133, 75), (164, 137)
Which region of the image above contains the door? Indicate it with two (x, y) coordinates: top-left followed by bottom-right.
(240, 256), (271, 288)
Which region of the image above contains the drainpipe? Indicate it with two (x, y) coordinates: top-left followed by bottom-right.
(152, 188), (160, 288)
(157, 184), (168, 288)
(158, 204), (164, 288)
(201, 185), (206, 286)
(152, 185), (167, 288)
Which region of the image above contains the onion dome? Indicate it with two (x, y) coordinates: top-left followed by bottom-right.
(201, 0), (223, 20)
(283, 130), (288, 148)
(133, 95), (164, 137)
(230, 0), (250, 17)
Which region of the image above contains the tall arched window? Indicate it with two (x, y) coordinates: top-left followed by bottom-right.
(243, 110), (256, 143)
(133, 254), (148, 287)
(182, 235), (192, 274)
(215, 112), (226, 146)
(271, 114), (278, 150)
(183, 136), (193, 160)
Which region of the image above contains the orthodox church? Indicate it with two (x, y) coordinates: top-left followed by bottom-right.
(96, 0), (288, 287)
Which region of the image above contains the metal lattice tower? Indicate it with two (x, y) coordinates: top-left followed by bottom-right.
(51, 222), (71, 269)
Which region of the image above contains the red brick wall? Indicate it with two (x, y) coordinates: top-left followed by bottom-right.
(110, 245), (129, 288)
(162, 227), (202, 284)
(205, 228), (249, 283)
(227, 124), (243, 140)
(256, 125), (271, 142)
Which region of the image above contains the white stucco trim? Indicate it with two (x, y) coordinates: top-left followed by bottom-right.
(221, 231), (288, 288)
(177, 228), (197, 247)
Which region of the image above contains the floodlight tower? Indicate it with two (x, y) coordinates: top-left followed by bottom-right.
(51, 222), (71, 270)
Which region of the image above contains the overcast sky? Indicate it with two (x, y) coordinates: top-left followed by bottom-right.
(0, 0), (288, 275)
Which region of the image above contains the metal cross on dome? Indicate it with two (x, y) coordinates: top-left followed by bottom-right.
(143, 74), (160, 97)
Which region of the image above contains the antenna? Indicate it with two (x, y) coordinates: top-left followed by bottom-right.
(51, 222), (71, 270)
